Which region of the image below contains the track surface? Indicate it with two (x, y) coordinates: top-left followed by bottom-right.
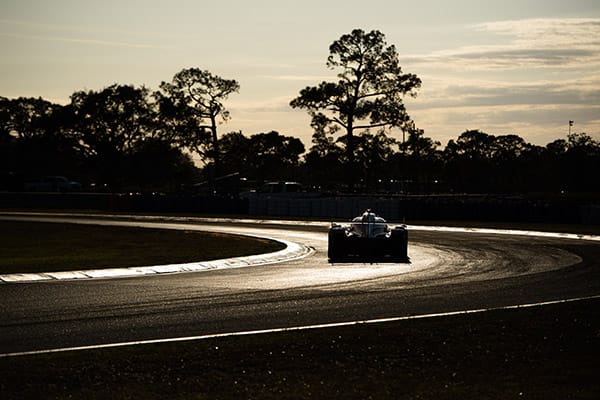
(1, 215), (599, 355)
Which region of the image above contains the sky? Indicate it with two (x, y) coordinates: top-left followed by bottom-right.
(1, 0), (599, 152)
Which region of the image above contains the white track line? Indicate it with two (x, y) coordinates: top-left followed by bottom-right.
(2, 294), (599, 358)
(1, 214), (598, 357)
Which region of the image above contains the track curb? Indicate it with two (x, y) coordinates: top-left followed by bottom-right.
(1, 212), (597, 283)
(0, 214), (314, 283)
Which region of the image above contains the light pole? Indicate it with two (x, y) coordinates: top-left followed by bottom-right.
(569, 120), (574, 135)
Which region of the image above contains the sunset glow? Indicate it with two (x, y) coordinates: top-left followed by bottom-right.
(1, 0), (598, 147)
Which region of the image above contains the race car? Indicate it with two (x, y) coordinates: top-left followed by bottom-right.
(328, 210), (408, 263)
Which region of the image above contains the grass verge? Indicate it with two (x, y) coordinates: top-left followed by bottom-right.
(1, 299), (598, 399)
(0, 220), (285, 274)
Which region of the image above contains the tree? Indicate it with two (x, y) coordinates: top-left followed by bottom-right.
(546, 138), (568, 156)
(290, 29), (421, 178)
(247, 131), (305, 181)
(445, 130), (496, 160)
(562, 132), (600, 192)
(217, 131), (251, 176)
(68, 84), (156, 187)
(352, 130), (398, 190)
(69, 84), (154, 158)
(158, 68), (239, 176)
(400, 122), (440, 159)
(216, 131), (305, 181)
(489, 134), (532, 191)
(566, 132), (600, 156)
(129, 138), (197, 191)
(392, 124), (442, 193)
(491, 134), (529, 161)
(0, 96), (60, 139)
(302, 115), (345, 189)
(443, 130), (497, 192)
(0, 97), (82, 179)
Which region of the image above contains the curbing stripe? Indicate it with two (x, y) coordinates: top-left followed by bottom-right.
(0, 213), (597, 283)
(0, 235), (313, 283)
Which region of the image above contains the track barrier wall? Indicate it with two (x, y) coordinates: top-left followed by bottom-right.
(1, 192), (598, 225)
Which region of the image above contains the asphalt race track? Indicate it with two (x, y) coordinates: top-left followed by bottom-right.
(1, 214), (599, 356)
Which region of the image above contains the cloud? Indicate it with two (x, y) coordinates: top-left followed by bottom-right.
(0, 31), (170, 49)
(228, 95), (295, 114)
(474, 18), (600, 48)
(397, 18), (600, 144)
(405, 18), (600, 71)
(0, 18), (175, 50)
(409, 75), (600, 109)
(263, 75), (335, 82)
(410, 102), (600, 146)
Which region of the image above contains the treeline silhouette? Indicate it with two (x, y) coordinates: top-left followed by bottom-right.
(1, 89), (598, 196)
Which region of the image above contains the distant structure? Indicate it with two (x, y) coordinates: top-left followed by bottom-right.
(569, 120), (574, 135)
